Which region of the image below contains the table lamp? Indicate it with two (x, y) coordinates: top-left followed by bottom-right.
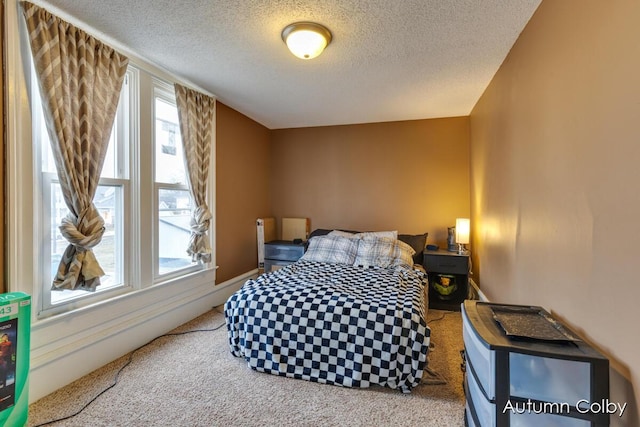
(455, 218), (470, 255)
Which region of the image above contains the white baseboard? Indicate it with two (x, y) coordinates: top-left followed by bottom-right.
(469, 278), (489, 302)
(210, 269), (259, 307)
(28, 269), (257, 403)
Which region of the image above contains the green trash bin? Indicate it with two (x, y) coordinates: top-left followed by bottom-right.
(0, 292), (31, 427)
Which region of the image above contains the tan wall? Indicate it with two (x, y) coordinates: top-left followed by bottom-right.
(215, 102), (271, 283)
(270, 117), (470, 246)
(470, 0), (640, 423)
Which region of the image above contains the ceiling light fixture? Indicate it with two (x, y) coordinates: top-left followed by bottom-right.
(281, 22), (332, 60)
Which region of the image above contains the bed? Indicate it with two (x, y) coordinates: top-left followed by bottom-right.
(224, 229), (430, 393)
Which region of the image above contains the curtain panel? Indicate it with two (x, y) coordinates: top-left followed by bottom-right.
(174, 84), (215, 263)
(22, 1), (129, 291)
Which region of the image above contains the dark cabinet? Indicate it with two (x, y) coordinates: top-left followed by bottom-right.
(423, 250), (470, 311)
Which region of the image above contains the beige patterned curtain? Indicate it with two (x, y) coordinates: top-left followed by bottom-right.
(22, 2), (129, 291)
(174, 84), (215, 263)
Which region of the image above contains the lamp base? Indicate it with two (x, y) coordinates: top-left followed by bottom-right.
(457, 244), (469, 255)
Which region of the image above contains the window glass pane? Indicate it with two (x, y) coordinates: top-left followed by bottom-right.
(37, 104), (118, 178)
(50, 183), (123, 304)
(100, 128), (117, 179)
(40, 129), (56, 174)
(158, 188), (193, 274)
(155, 98), (187, 185)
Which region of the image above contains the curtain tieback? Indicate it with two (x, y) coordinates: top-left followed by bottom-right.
(59, 204), (106, 251)
(190, 205), (212, 235)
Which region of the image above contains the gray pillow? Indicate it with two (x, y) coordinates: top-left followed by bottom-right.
(398, 233), (428, 264)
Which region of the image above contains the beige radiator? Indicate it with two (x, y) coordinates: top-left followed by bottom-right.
(256, 218), (276, 270)
(282, 217), (310, 241)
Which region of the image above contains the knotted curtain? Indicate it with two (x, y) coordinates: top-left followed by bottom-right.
(174, 84), (215, 263)
(22, 2), (129, 291)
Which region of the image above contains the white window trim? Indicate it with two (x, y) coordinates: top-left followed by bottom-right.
(5, 0), (217, 323)
(7, 0), (38, 310)
(4, 0), (222, 403)
(31, 66), (137, 317)
(151, 80), (203, 281)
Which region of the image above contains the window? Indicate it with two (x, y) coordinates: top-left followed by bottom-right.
(5, 1), (216, 327)
(32, 69), (133, 314)
(153, 85), (196, 277)
(29, 67), (210, 318)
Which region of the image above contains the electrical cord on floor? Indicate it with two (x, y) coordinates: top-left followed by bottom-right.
(33, 321), (227, 427)
(427, 309), (457, 323)
(426, 309), (457, 351)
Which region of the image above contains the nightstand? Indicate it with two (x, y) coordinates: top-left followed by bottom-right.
(264, 240), (305, 272)
(423, 249), (470, 311)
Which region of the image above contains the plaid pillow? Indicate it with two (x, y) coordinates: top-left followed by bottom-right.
(301, 235), (359, 265)
(353, 236), (415, 270)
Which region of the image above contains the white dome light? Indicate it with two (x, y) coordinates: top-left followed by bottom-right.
(282, 22), (332, 60)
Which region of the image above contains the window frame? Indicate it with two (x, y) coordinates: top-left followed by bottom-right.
(32, 68), (137, 318)
(6, 0), (216, 324)
(40, 175), (132, 311)
(15, 54), (213, 320)
(151, 80), (202, 282)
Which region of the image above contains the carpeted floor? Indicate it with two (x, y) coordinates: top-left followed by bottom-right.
(27, 307), (465, 427)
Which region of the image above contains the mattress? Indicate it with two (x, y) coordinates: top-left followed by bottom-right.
(225, 259), (430, 393)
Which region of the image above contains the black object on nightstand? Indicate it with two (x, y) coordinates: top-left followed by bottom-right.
(264, 240), (305, 272)
(423, 249), (470, 311)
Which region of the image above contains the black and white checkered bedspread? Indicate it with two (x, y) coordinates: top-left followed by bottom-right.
(224, 260), (430, 393)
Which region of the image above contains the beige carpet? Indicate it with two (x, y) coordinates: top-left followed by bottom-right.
(27, 308), (465, 427)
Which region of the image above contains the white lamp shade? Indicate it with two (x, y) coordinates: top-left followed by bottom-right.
(455, 218), (470, 245)
(282, 22), (332, 60)
(286, 30), (327, 59)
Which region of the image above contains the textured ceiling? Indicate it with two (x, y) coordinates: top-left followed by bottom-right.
(35, 0), (541, 129)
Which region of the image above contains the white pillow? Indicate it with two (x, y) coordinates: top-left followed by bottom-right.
(353, 236), (415, 270)
(300, 235), (359, 265)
